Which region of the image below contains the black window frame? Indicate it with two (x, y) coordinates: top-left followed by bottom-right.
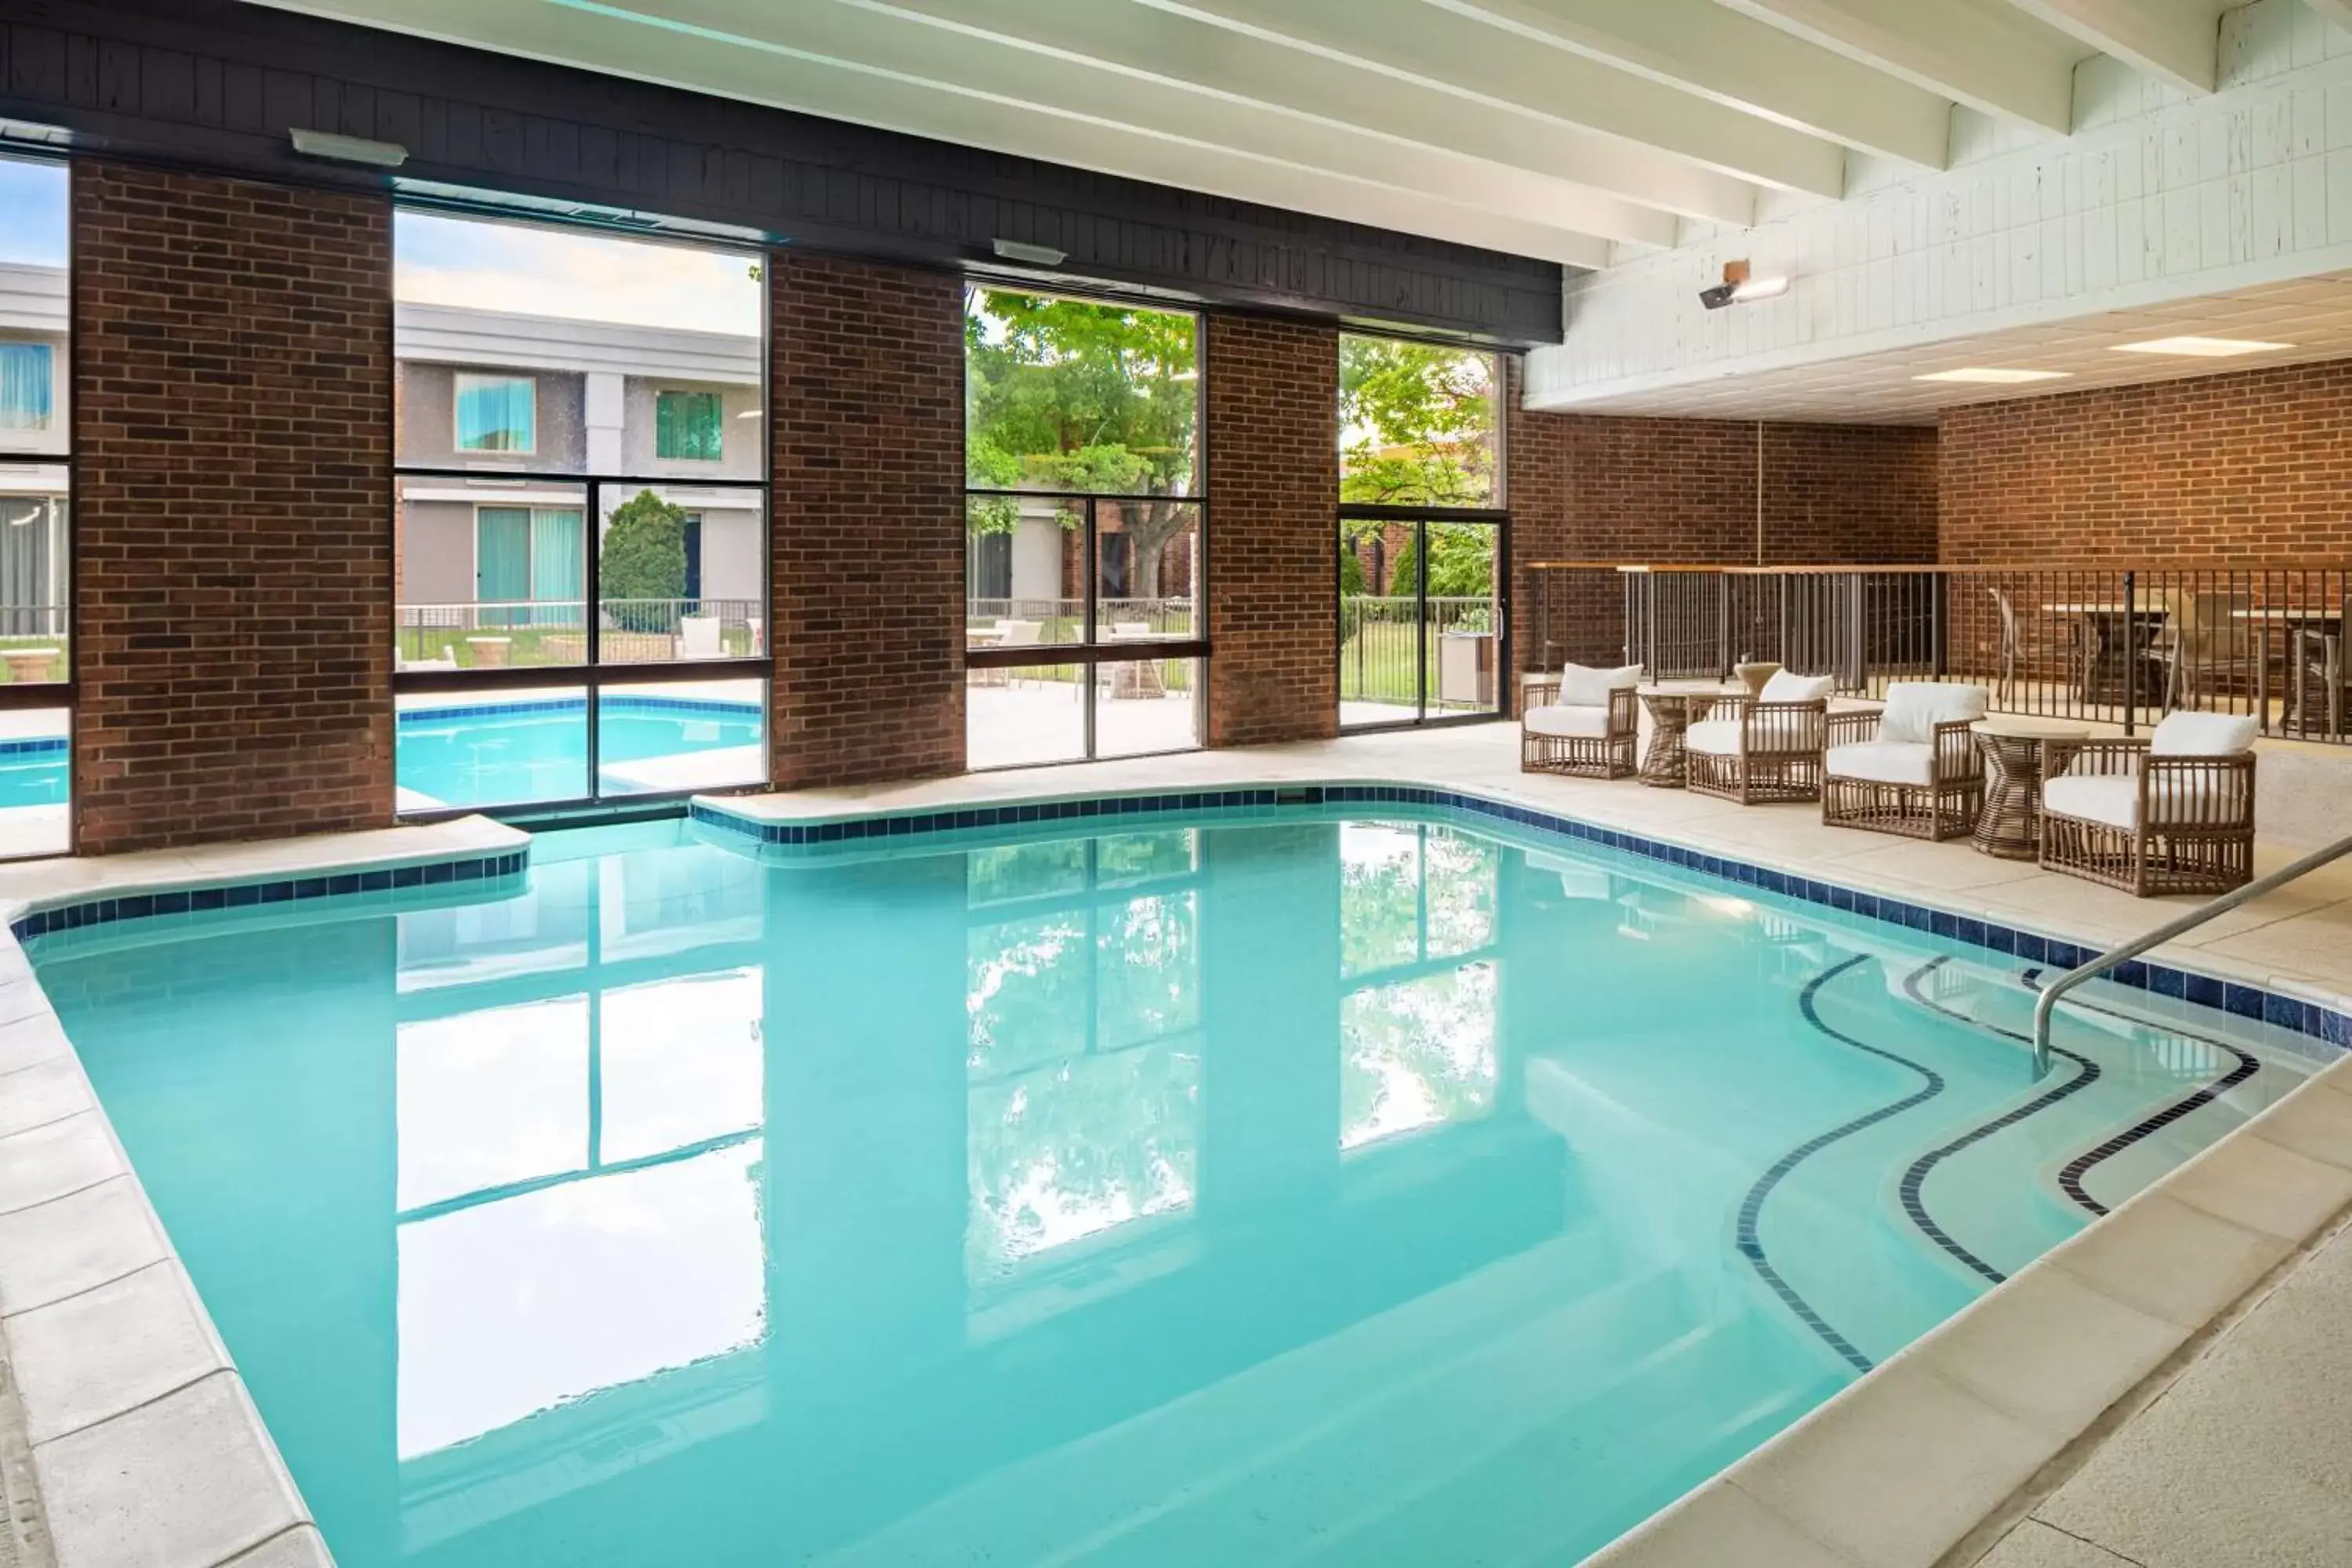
(390, 206), (773, 822)
(1335, 332), (1509, 735)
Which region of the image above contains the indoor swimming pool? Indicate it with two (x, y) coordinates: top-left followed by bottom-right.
(22, 803), (2326, 1567)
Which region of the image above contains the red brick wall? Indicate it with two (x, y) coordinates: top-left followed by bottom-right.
(73, 162), (394, 855)
(1940, 361), (2352, 564)
(1206, 313), (1339, 747)
(769, 253), (965, 786)
(1764, 424), (1939, 564)
(1507, 410), (1936, 677)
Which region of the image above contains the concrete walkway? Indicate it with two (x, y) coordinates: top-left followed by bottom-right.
(1972, 1212), (2352, 1568)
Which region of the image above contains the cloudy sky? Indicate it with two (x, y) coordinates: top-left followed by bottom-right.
(396, 211), (760, 335)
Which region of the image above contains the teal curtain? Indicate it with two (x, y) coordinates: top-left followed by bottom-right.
(529, 509), (583, 630)
(0, 343), (52, 432)
(475, 508), (531, 630)
(655, 391), (723, 461)
(456, 376), (535, 452)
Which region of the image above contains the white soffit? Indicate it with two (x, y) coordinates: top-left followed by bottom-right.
(1534, 270), (2352, 423)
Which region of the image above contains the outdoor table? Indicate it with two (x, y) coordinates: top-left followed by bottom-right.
(2041, 601), (2169, 708)
(2237, 606), (2346, 739)
(1635, 680), (1741, 788)
(1970, 715), (2088, 860)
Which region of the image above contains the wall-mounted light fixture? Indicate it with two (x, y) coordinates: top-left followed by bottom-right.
(1699, 259), (1790, 311)
(289, 129), (409, 169)
(992, 238), (1068, 267)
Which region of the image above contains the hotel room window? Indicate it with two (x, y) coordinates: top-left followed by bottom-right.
(454, 373), (537, 454)
(655, 390), (723, 460)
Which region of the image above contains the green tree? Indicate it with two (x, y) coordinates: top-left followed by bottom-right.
(1388, 525), (1496, 601)
(965, 289), (1199, 600)
(601, 489), (688, 629)
(1339, 336), (1497, 507)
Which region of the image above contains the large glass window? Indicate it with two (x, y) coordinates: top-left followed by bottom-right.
(1338, 334), (1504, 731)
(0, 154), (70, 859)
(964, 288), (1204, 769)
(394, 212), (768, 813)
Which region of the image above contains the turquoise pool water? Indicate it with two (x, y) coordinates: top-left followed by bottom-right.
(31, 809), (2321, 1567)
(0, 739), (67, 810)
(396, 698), (762, 808)
(0, 700), (765, 815)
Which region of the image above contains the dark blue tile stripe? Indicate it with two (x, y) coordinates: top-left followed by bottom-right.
(1895, 956), (2107, 1285)
(688, 782), (2352, 1053)
(7, 850), (530, 943)
(1738, 955), (1947, 1374)
(2017, 964), (2268, 1218)
(0, 737), (67, 759)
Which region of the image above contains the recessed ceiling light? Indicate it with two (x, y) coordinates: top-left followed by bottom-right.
(1911, 368), (2073, 384)
(2111, 336), (2295, 358)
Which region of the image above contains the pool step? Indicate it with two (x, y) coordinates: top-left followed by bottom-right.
(1268, 1304), (1835, 1568)
(808, 1242), (1693, 1567)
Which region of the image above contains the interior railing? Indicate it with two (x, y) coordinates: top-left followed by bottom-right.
(1527, 561), (2352, 744)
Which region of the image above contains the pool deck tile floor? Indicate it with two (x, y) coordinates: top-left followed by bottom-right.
(0, 724), (2344, 1566)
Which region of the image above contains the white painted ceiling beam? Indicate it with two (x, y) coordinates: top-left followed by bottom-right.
(864, 0), (1763, 223)
(1436, 0), (1953, 169)
(637, 0), (1680, 245)
(1715, 0), (2082, 135)
(2003, 0), (2223, 96)
(2303, 0), (2352, 33)
(249, 0), (1623, 266)
(1138, 0), (1848, 197)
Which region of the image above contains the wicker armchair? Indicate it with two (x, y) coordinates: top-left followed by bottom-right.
(2040, 713), (2257, 896)
(1821, 681), (1988, 841)
(1684, 670), (1834, 804)
(1521, 664), (1642, 779)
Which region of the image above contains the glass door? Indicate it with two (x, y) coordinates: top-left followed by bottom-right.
(1339, 517), (1502, 728)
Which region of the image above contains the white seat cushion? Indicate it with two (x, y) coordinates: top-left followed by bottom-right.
(1827, 740), (1936, 786)
(2044, 770), (2248, 829)
(1559, 662), (1643, 706)
(2042, 775), (2139, 829)
(1878, 681), (1988, 744)
(1684, 718), (1741, 756)
(2150, 711), (2258, 757)
(1760, 670), (1835, 704)
(1525, 703), (1613, 740)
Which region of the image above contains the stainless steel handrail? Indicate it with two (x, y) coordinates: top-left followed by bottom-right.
(2031, 832), (2352, 1073)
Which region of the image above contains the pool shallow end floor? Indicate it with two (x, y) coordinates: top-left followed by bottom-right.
(0, 737), (2347, 1567)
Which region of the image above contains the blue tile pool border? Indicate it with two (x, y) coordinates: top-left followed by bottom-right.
(689, 782), (2352, 1053)
(5, 848), (531, 943)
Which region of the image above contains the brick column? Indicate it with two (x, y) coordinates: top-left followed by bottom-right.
(1204, 313), (1338, 748)
(74, 162), (393, 855)
(1504, 355), (1571, 702)
(768, 253), (964, 789)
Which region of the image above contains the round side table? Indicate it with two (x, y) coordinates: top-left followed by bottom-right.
(1637, 681), (1740, 789)
(1970, 717), (2088, 859)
